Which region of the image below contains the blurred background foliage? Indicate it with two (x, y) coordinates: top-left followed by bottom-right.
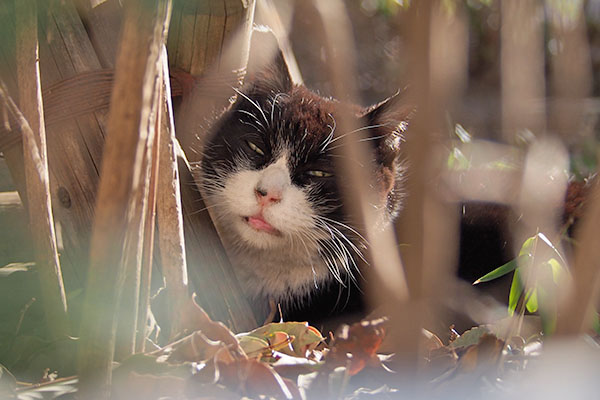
(283, 0), (600, 177)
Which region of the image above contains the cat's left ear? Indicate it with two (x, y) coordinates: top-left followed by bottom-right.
(360, 91), (416, 166)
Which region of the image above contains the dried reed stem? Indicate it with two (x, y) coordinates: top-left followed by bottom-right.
(156, 47), (190, 339)
(15, 0), (69, 339)
(77, 1), (171, 397)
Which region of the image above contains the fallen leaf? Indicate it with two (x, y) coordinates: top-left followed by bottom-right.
(244, 322), (324, 358)
(161, 331), (230, 363)
(325, 317), (387, 376)
(178, 295), (240, 351)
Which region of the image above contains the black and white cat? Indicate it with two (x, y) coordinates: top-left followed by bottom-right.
(197, 57), (412, 309)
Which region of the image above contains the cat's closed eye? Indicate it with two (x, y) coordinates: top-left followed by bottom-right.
(246, 140), (265, 156)
(306, 170), (333, 178)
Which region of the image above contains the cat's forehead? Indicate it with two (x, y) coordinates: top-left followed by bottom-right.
(278, 87), (356, 139)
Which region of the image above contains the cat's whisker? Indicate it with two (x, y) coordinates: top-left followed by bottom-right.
(314, 223), (353, 284)
(323, 123), (388, 149)
(318, 216), (369, 245)
(296, 234), (321, 290)
(189, 202), (221, 214)
(358, 134), (387, 142)
(314, 219), (364, 285)
(233, 87), (270, 128)
(238, 109), (267, 130)
(269, 93), (288, 129)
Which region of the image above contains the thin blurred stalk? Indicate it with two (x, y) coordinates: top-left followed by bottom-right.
(308, 0), (409, 299)
(15, 0), (69, 339)
(306, 0), (413, 374)
(77, 0), (171, 398)
(501, 0), (545, 140)
(396, 0), (464, 361)
(550, 0), (600, 336)
(421, 0), (465, 332)
(556, 180), (600, 335)
(547, 0), (591, 138)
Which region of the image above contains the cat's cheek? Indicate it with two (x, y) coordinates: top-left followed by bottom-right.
(221, 169), (262, 217)
(263, 187), (317, 234)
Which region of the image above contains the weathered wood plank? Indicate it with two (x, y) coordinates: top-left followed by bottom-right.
(73, 0), (122, 68)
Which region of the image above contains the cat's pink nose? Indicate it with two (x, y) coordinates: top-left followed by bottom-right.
(255, 187), (282, 205)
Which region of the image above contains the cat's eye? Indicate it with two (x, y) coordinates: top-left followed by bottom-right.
(246, 140), (265, 156)
(306, 170), (333, 178)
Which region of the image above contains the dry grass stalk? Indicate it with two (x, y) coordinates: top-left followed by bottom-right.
(77, 0), (172, 397)
(136, 93), (162, 353)
(306, 0), (416, 370)
(156, 47), (190, 340)
(15, 0), (69, 339)
(115, 64), (163, 361)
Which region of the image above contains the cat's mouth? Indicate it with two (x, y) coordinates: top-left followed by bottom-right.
(243, 215), (281, 235)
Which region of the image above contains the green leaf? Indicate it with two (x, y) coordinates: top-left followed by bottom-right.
(518, 235), (538, 258)
(237, 335), (270, 357)
(508, 270), (523, 316)
(525, 289), (538, 313)
(473, 256), (524, 284)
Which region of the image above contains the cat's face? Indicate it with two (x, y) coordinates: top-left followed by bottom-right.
(198, 61), (412, 299)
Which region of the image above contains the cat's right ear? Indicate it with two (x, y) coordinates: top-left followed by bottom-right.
(246, 27), (294, 93)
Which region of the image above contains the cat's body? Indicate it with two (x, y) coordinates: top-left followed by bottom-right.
(196, 58), (412, 309)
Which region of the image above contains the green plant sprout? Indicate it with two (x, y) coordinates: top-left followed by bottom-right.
(474, 232), (568, 335)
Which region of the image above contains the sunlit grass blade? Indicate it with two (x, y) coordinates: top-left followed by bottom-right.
(473, 255), (527, 285)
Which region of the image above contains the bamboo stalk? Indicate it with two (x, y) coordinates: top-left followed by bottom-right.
(77, 0), (171, 398)
(15, 0), (69, 339)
